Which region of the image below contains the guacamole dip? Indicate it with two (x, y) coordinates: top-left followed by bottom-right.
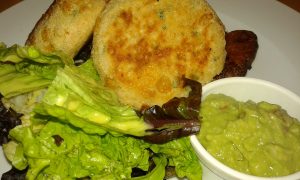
(197, 94), (300, 177)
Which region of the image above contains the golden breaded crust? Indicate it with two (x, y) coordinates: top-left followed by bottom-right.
(26, 0), (106, 58)
(92, 0), (226, 109)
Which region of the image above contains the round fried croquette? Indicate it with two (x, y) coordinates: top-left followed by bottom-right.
(92, 0), (226, 109)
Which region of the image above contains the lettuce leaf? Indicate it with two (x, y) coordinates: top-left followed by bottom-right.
(0, 42), (72, 64)
(0, 43), (72, 98)
(5, 121), (153, 180)
(151, 137), (202, 180)
(34, 65), (150, 136)
(0, 64), (51, 98)
(3, 140), (27, 170)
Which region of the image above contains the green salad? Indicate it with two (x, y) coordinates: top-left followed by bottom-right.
(0, 43), (202, 180)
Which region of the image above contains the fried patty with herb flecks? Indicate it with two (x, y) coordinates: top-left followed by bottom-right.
(92, 0), (226, 109)
(26, 0), (107, 58)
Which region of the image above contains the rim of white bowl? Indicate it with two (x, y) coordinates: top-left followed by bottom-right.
(202, 77), (300, 106)
(190, 77), (300, 180)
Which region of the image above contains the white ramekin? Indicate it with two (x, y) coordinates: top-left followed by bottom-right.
(190, 77), (300, 180)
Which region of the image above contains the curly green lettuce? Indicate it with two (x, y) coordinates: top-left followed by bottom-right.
(4, 119), (201, 180)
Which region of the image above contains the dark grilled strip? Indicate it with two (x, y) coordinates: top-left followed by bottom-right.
(214, 30), (258, 79)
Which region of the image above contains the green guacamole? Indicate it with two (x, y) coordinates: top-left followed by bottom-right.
(197, 94), (300, 177)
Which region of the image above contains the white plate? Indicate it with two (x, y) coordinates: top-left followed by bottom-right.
(1, 0), (300, 179)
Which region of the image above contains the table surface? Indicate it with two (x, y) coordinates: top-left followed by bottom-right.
(1, 0), (300, 13)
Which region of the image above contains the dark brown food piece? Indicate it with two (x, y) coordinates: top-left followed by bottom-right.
(74, 36), (93, 65)
(214, 30), (258, 79)
(52, 135), (64, 146)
